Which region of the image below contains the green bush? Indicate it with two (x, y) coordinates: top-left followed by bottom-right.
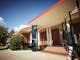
(9, 34), (24, 50)
(23, 43), (31, 50)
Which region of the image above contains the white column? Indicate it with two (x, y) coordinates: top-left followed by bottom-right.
(60, 30), (64, 46)
(46, 28), (50, 46)
(74, 34), (77, 44)
(49, 28), (52, 46)
(37, 31), (41, 49)
(29, 33), (32, 45)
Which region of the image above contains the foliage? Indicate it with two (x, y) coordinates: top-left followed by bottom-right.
(9, 30), (15, 38)
(9, 34), (24, 50)
(23, 43), (31, 50)
(0, 26), (8, 46)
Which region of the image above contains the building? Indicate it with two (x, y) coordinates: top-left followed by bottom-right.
(20, 0), (80, 49)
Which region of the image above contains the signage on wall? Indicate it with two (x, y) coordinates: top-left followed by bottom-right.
(32, 25), (38, 51)
(32, 25), (37, 39)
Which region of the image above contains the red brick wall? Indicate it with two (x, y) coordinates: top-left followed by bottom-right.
(22, 33), (30, 43)
(73, 22), (80, 34)
(40, 31), (47, 41)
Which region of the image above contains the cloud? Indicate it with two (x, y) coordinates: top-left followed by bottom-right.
(14, 24), (31, 32)
(0, 17), (5, 24)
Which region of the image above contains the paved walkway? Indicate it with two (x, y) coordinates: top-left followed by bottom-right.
(0, 49), (67, 60)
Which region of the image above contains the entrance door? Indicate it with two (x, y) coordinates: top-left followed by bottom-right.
(51, 28), (61, 45)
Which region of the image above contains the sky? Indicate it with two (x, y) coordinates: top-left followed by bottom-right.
(0, 0), (59, 32)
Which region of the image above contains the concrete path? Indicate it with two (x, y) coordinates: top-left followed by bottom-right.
(0, 49), (67, 60)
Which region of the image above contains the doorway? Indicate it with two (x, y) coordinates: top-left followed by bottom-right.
(51, 28), (61, 46)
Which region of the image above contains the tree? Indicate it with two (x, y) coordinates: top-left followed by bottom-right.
(9, 30), (14, 38)
(0, 26), (8, 46)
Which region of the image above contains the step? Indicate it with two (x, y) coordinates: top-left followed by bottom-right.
(42, 46), (68, 56)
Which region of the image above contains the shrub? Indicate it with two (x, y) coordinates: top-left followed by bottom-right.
(23, 43), (31, 50)
(9, 34), (24, 50)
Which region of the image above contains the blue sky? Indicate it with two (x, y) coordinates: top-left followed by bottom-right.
(0, 0), (59, 32)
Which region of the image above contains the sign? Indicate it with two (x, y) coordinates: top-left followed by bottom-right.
(32, 25), (38, 51)
(32, 25), (37, 39)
